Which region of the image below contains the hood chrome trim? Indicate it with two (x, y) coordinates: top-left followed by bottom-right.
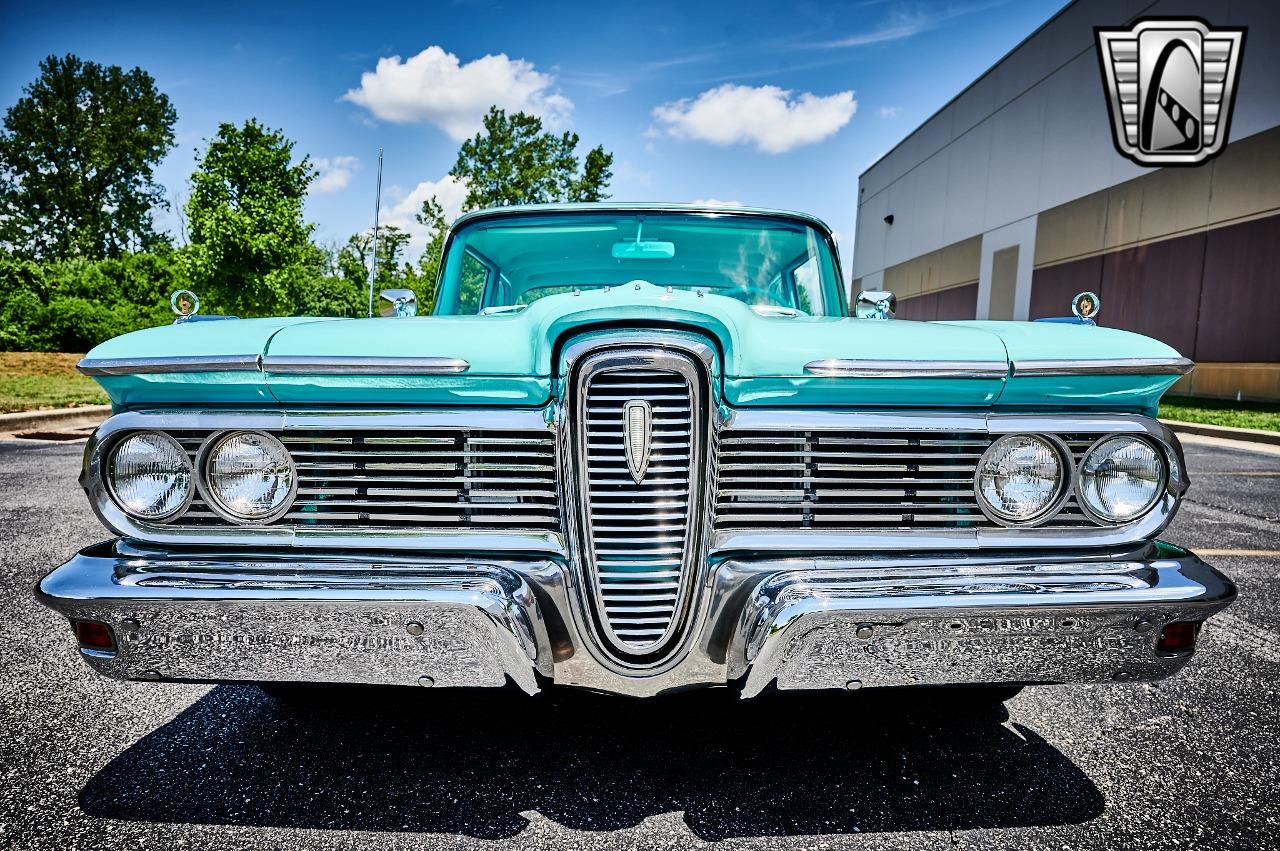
(78, 355), (263, 376)
(260, 356), (470, 375)
(804, 359), (1008, 379)
(1012, 357), (1194, 377)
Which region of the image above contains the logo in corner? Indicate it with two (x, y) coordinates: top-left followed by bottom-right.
(1095, 18), (1245, 166)
(623, 400), (652, 484)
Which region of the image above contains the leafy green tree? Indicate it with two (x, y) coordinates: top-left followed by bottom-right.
(0, 250), (178, 351)
(413, 196), (449, 310)
(0, 55), (177, 260)
(336, 225), (408, 286)
(451, 108), (613, 211)
(183, 120), (315, 316)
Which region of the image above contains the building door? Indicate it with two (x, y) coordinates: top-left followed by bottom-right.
(989, 246), (1019, 321)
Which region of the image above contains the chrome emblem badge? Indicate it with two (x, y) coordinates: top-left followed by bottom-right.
(1095, 18), (1245, 166)
(623, 400), (652, 484)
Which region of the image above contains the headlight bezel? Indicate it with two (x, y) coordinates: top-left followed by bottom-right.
(104, 430), (196, 523)
(1076, 433), (1169, 525)
(973, 433), (1073, 527)
(195, 430), (298, 525)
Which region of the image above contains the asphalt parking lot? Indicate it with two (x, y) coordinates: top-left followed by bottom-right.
(1, 434), (1277, 850)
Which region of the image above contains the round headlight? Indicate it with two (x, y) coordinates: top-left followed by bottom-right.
(201, 431), (296, 523)
(107, 431), (194, 521)
(975, 434), (1066, 523)
(1079, 436), (1165, 522)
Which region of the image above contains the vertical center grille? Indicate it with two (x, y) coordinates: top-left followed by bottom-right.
(571, 346), (707, 662)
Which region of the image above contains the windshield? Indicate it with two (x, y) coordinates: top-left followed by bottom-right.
(433, 211), (845, 316)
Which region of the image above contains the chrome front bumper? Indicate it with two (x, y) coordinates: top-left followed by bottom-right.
(37, 542), (1235, 698)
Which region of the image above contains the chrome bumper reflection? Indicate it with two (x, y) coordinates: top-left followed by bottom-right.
(36, 543), (555, 694)
(734, 554), (1236, 697)
(37, 543), (1234, 698)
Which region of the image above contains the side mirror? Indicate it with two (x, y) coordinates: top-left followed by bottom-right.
(379, 288), (417, 318)
(854, 289), (896, 320)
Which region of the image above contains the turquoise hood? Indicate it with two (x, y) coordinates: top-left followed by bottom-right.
(82, 283), (1186, 412)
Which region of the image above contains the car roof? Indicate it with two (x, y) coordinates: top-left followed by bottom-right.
(448, 202), (836, 238)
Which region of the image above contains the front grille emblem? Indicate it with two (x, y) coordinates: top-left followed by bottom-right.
(623, 400), (652, 484)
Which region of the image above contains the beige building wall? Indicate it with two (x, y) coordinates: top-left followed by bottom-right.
(1033, 128), (1280, 268)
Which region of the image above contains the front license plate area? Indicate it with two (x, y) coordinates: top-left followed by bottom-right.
(75, 603), (513, 688)
(772, 608), (1196, 690)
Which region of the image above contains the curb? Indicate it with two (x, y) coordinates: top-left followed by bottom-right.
(1162, 419), (1280, 448)
(0, 405), (112, 434)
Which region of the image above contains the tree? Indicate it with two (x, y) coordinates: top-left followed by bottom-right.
(336, 225), (410, 288)
(0, 54), (177, 260)
(413, 196), (449, 310)
(450, 108), (613, 211)
(183, 120), (315, 316)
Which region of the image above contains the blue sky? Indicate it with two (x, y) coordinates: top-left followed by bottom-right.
(2, 0), (1065, 274)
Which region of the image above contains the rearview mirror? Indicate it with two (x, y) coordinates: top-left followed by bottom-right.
(612, 240), (676, 260)
(379, 288), (417, 318)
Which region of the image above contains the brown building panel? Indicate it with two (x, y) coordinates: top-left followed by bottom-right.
(935, 283), (978, 320)
(1030, 255), (1103, 320)
(1195, 214), (1280, 363)
(895, 291), (937, 321)
(1097, 231), (1205, 357)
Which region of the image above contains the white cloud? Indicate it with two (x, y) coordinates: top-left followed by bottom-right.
(878, 106), (902, 119)
(690, 198), (744, 207)
(652, 85), (856, 154)
(311, 155), (359, 194)
(819, 1), (1011, 49)
(381, 174), (469, 257)
(342, 46), (573, 141)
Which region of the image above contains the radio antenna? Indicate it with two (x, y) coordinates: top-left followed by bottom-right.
(366, 147), (384, 317)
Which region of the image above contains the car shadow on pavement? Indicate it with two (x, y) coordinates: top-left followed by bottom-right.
(81, 683), (1103, 840)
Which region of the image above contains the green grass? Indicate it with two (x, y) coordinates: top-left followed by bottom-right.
(1159, 396), (1280, 433)
(0, 352), (109, 413)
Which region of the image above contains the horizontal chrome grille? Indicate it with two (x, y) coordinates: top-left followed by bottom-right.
(715, 430), (1098, 531)
(165, 429), (559, 531)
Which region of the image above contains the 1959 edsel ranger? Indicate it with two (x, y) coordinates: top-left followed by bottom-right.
(38, 203), (1236, 702)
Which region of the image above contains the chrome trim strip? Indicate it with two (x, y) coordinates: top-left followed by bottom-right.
(1011, 357), (1194, 377)
(77, 355), (262, 375)
(804, 359), (1008, 378)
(261, 356), (470, 375)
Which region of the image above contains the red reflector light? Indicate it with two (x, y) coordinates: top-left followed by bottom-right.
(72, 620), (116, 652)
(1157, 620), (1203, 654)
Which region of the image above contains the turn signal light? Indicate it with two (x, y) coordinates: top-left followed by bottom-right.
(72, 620), (116, 652)
(1157, 620), (1203, 654)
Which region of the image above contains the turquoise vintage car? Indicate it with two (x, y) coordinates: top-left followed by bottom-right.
(38, 203), (1234, 701)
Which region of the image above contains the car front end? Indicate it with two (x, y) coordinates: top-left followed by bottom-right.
(37, 204), (1235, 698)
